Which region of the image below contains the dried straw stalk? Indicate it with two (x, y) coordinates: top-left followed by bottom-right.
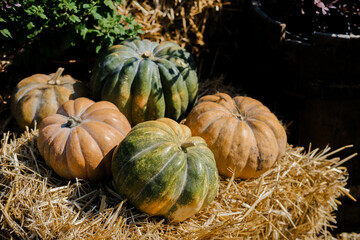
(117, 0), (228, 56)
(0, 121), (356, 239)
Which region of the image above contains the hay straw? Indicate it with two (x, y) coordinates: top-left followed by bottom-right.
(339, 232), (360, 240)
(117, 0), (229, 56)
(0, 121), (356, 239)
(197, 74), (241, 98)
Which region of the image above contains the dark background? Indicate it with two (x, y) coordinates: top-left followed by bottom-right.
(199, 0), (360, 234)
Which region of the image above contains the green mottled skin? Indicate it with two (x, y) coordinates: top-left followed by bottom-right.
(90, 39), (198, 126)
(111, 118), (218, 222)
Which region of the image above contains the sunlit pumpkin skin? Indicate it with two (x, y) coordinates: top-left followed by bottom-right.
(185, 93), (287, 179)
(11, 68), (89, 129)
(112, 118), (218, 222)
(90, 38), (198, 126)
(37, 97), (131, 181)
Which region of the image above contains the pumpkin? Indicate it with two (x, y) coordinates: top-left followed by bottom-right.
(111, 118), (218, 222)
(11, 68), (89, 129)
(37, 97), (131, 181)
(185, 92), (287, 179)
(90, 38), (198, 126)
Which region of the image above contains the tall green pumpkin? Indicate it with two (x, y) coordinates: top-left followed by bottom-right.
(111, 118), (219, 222)
(90, 39), (198, 126)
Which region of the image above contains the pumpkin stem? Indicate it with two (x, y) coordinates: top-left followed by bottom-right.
(65, 116), (82, 128)
(234, 112), (246, 121)
(48, 67), (64, 85)
(142, 51), (153, 59)
(180, 141), (196, 152)
(234, 104), (246, 121)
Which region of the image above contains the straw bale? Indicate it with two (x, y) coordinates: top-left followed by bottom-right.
(197, 74), (247, 98)
(0, 119), (356, 239)
(117, 0), (229, 56)
(339, 232), (360, 239)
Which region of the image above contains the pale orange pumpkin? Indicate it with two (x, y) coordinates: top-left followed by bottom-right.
(185, 92), (287, 179)
(11, 68), (89, 129)
(37, 97), (131, 181)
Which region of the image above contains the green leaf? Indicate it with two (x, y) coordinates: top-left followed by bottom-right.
(104, 0), (116, 11)
(91, 7), (103, 20)
(69, 15), (81, 23)
(96, 44), (102, 53)
(77, 23), (88, 39)
(38, 12), (48, 20)
(87, 29), (101, 36)
(26, 22), (36, 31)
(67, 2), (77, 11)
(0, 29), (12, 38)
(103, 34), (114, 46)
(0, 0), (143, 59)
(24, 6), (36, 15)
(113, 24), (125, 35)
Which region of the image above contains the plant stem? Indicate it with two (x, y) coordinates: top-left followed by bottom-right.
(65, 116), (82, 128)
(181, 141), (196, 152)
(142, 51), (154, 59)
(48, 67), (65, 85)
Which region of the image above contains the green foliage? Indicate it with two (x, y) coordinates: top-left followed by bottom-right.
(0, 0), (143, 59)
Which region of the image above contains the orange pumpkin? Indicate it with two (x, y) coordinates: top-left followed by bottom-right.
(185, 92), (287, 179)
(11, 68), (89, 129)
(37, 97), (131, 181)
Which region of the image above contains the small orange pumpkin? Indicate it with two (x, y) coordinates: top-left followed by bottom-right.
(185, 92), (287, 179)
(37, 97), (131, 181)
(11, 68), (89, 129)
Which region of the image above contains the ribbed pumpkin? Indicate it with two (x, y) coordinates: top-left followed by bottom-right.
(112, 118), (218, 222)
(90, 38), (198, 126)
(11, 68), (89, 129)
(185, 93), (287, 179)
(37, 97), (131, 181)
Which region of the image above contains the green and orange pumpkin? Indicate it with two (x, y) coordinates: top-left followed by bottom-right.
(90, 38), (198, 126)
(11, 68), (89, 129)
(37, 97), (131, 181)
(111, 118), (218, 222)
(185, 92), (287, 179)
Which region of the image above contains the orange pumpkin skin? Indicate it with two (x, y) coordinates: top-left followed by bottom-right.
(37, 97), (131, 181)
(185, 93), (287, 179)
(11, 68), (89, 129)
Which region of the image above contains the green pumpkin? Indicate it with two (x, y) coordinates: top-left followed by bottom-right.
(111, 118), (219, 222)
(90, 38), (198, 126)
